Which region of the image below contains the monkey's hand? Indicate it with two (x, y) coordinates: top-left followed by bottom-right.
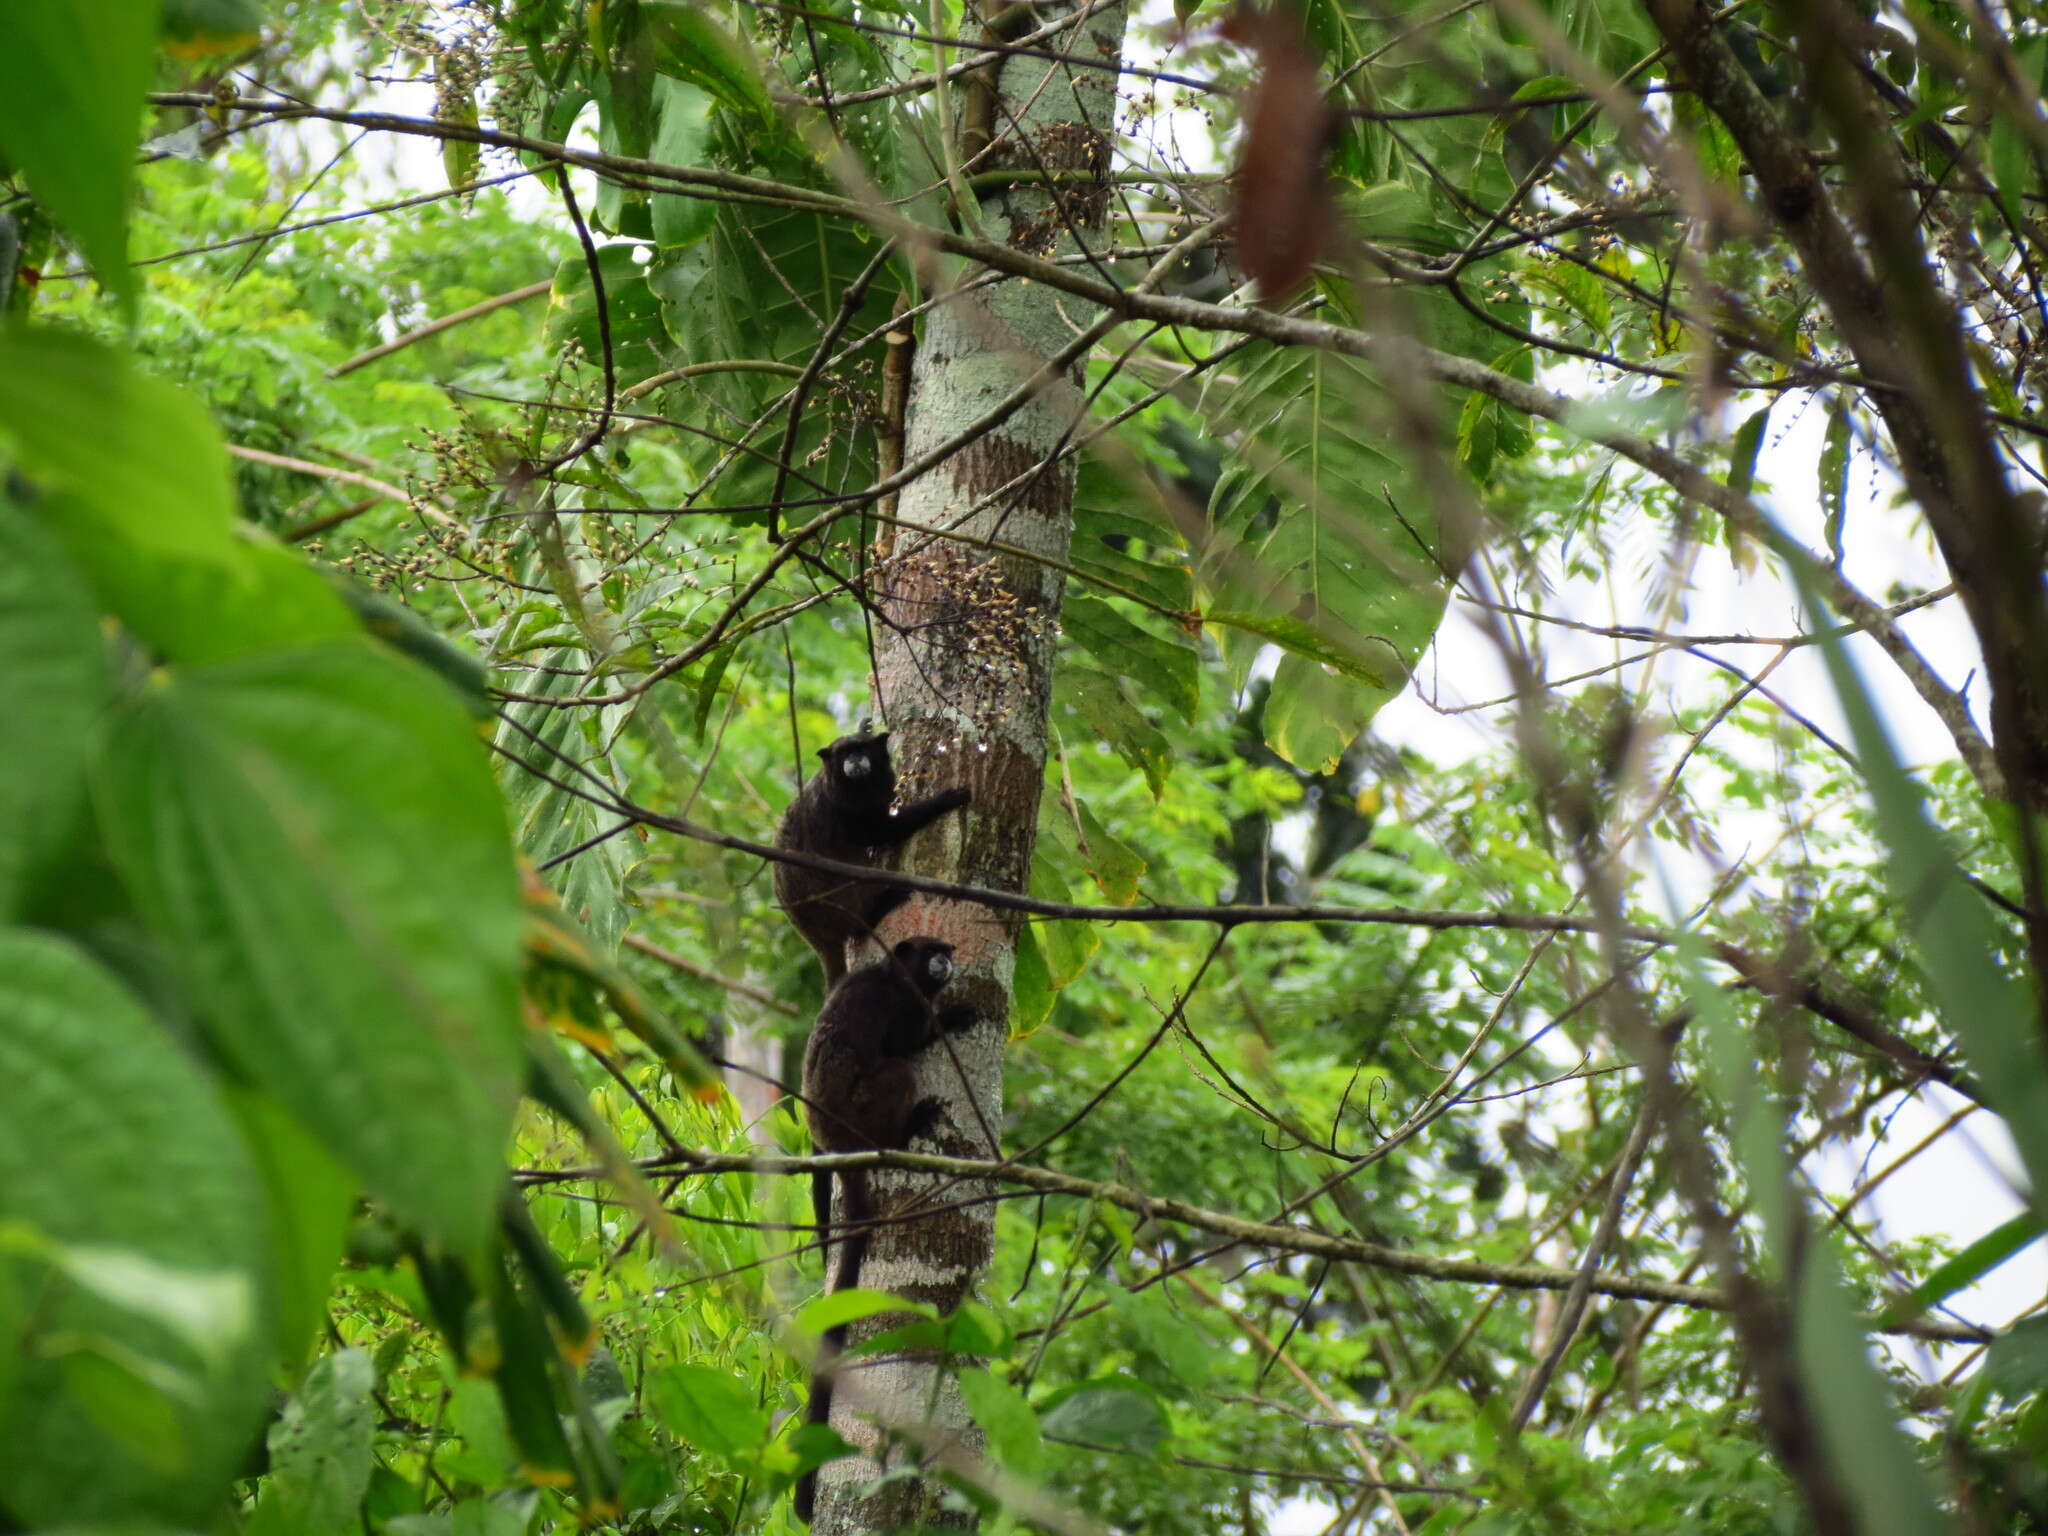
(936, 1003), (981, 1036)
(903, 1095), (947, 1145)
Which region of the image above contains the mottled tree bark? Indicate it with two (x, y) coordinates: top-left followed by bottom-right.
(803, 3), (1127, 1530)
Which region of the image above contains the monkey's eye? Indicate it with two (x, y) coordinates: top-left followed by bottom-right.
(927, 952), (952, 983)
(841, 754), (872, 780)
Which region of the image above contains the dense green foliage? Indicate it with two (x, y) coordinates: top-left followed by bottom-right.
(5, 0), (2048, 1534)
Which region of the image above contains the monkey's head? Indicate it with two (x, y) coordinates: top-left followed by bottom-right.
(818, 732), (896, 800)
(890, 937), (956, 998)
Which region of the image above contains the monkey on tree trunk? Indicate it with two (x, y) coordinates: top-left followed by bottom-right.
(793, 938), (978, 1523)
(773, 732), (972, 983)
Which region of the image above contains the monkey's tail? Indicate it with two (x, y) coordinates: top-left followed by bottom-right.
(796, 1172), (873, 1524)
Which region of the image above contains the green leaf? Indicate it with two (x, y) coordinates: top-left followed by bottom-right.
(1728, 401), (1772, 498)
(1011, 923), (1055, 1031)
(1106, 1287), (1210, 1392)
(646, 1364), (770, 1455)
(262, 1349), (377, 1536)
(446, 1376), (515, 1482)
(1263, 654), (1369, 776)
(443, 89), (481, 191)
(1205, 609), (1402, 686)
(56, 512), (360, 665)
(93, 641), (525, 1252)
(0, 930), (271, 1525)
(1509, 73), (1583, 104)
(0, 329), (235, 553)
(645, 0), (776, 122)
(797, 1287), (938, 1335)
(0, 332), (356, 663)
(389, 1499), (528, 1536)
(958, 1368), (1046, 1478)
(1074, 802), (1145, 904)
(1197, 341), (1453, 767)
(224, 1088), (356, 1367)
(1985, 1316), (2048, 1400)
(161, 0), (263, 53)
(1819, 395), (1852, 565)
(650, 79), (717, 248)
(1990, 116), (2034, 227)
(1062, 594), (1199, 722)
(483, 1255), (578, 1486)
(330, 574), (493, 718)
(1071, 458), (1195, 615)
(0, 498), (111, 919)
(1826, 397), (1859, 565)
(544, 245), (667, 376)
(1038, 1382), (1170, 1455)
(1879, 1212), (2038, 1326)
(1791, 1251), (1949, 1536)
(860, 1303), (1009, 1358)
(0, 1), (157, 311)
(1062, 666), (1171, 795)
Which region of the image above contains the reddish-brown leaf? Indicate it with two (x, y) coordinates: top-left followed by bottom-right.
(1225, 3), (1337, 300)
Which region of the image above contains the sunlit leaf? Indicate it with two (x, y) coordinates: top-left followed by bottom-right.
(0, 931), (270, 1524)
(94, 642), (525, 1252)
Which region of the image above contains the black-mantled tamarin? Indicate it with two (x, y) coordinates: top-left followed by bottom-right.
(773, 732), (971, 983)
(794, 938), (976, 1523)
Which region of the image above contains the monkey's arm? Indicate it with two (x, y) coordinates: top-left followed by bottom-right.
(876, 784), (972, 844)
(935, 1002), (981, 1036)
(902, 1094), (947, 1145)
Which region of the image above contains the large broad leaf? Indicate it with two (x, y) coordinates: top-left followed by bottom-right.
(644, 191), (907, 517)
(0, 329), (235, 552)
(646, 1364), (770, 1457)
(51, 507), (361, 665)
(225, 1088), (357, 1368)
(0, 1), (156, 310)
(1070, 454), (1196, 616)
(0, 499), (111, 919)
(0, 930), (271, 1525)
(544, 244), (668, 378)
(958, 1368), (1047, 1479)
(1037, 1381), (1170, 1456)
(1198, 342), (1454, 771)
(93, 641), (526, 1253)
(651, 197), (904, 409)
(645, 0), (777, 124)
(649, 78), (717, 248)
(0, 331), (357, 663)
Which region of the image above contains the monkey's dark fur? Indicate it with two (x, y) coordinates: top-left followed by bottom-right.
(794, 938), (976, 1523)
(773, 732), (972, 983)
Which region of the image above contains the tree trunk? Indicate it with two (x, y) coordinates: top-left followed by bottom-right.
(804, 3), (1128, 1528)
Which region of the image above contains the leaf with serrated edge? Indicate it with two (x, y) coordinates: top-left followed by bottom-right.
(0, 931), (272, 1524)
(94, 641), (524, 1253)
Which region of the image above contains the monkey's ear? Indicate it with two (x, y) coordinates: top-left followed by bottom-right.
(815, 745), (832, 761)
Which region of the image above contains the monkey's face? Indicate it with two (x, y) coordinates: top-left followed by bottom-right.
(892, 938), (956, 997)
(821, 733), (895, 798)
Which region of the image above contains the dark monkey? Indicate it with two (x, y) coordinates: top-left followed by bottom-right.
(773, 732), (972, 983)
(794, 938), (977, 1523)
